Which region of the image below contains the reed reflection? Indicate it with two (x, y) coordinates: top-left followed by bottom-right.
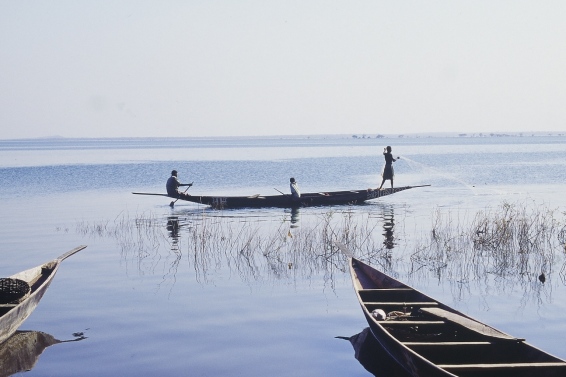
(75, 199), (566, 305)
(0, 330), (86, 377)
(86, 208), (394, 289)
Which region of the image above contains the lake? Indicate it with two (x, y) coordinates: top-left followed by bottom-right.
(1, 135), (566, 376)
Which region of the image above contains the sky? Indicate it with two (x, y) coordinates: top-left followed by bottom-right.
(1, 1), (565, 139)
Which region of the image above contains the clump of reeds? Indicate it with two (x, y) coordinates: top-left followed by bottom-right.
(73, 199), (566, 297)
(411, 199), (566, 286)
(73, 208), (397, 286)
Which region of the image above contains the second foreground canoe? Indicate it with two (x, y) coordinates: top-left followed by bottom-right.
(133, 185), (430, 209)
(0, 246), (87, 345)
(348, 256), (566, 377)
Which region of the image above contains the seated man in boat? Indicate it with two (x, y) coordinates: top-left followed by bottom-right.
(166, 170), (193, 200)
(290, 177), (301, 200)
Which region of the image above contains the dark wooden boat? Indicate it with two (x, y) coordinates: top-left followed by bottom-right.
(133, 185), (429, 209)
(0, 246), (87, 345)
(348, 255), (566, 377)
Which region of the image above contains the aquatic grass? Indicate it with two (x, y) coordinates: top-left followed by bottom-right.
(74, 208), (396, 286)
(411, 199), (565, 288)
(74, 199), (566, 302)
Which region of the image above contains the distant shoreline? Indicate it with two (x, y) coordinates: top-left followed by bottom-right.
(1, 131), (565, 142)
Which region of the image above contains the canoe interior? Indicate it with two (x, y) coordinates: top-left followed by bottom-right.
(9, 262), (56, 295)
(350, 257), (566, 377)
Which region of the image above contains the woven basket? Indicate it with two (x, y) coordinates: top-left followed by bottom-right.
(0, 278), (31, 304)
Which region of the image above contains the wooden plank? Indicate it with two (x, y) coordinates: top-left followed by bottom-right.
(420, 307), (517, 340)
(365, 301), (438, 307)
(132, 192), (170, 197)
(439, 362), (566, 370)
(404, 341), (492, 346)
(377, 320), (445, 325)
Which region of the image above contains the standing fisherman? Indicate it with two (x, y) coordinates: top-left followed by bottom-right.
(378, 146), (399, 190)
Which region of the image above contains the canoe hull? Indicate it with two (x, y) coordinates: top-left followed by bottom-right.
(0, 266), (56, 345)
(181, 185), (427, 209)
(348, 257), (566, 377)
(0, 246), (86, 345)
(351, 258), (454, 377)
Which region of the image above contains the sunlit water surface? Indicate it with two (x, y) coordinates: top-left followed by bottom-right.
(1, 135), (566, 376)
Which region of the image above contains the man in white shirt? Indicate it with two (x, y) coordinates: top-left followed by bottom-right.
(290, 177), (300, 199)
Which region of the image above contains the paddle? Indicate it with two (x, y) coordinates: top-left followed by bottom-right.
(273, 188), (287, 196)
(170, 182), (193, 207)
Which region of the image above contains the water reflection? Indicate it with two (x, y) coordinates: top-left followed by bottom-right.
(0, 330), (86, 377)
(76, 204), (563, 306)
(338, 327), (411, 377)
(290, 207), (300, 228)
(380, 206), (396, 250)
(109, 207), (393, 290)
(352, 205), (399, 273)
(167, 216), (180, 240)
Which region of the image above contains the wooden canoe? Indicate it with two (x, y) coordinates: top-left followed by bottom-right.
(348, 256), (566, 377)
(133, 185), (430, 209)
(0, 246), (87, 345)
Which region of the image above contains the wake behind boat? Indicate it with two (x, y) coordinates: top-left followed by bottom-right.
(342, 246), (566, 377)
(133, 185), (430, 209)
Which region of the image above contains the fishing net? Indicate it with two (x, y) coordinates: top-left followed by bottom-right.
(0, 278), (31, 304)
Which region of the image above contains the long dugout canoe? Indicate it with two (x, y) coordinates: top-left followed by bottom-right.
(133, 184), (430, 209)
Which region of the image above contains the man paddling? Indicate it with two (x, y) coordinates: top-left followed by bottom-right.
(166, 170), (192, 200)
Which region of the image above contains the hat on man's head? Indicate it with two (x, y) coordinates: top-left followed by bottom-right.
(290, 177), (296, 183)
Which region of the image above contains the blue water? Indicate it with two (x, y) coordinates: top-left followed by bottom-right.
(1, 135), (566, 376)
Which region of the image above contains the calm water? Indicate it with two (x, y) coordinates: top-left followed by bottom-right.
(1, 135), (566, 376)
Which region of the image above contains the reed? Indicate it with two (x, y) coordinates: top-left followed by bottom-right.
(74, 199), (566, 296)
(411, 199), (565, 286)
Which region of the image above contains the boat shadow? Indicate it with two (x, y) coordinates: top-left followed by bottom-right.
(338, 327), (412, 377)
(83, 206), (558, 310)
(0, 330), (86, 377)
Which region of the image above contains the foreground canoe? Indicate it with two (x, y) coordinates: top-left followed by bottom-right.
(0, 246), (87, 345)
(133, 185), (430, 209)
(348, 256), (566, 377)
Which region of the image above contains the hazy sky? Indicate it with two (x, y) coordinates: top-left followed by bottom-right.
(1, 1), (565, 139)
